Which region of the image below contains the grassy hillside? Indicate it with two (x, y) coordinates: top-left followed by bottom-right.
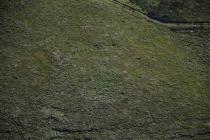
(0, 0), (210, 139)
(130, 0), (210, 22)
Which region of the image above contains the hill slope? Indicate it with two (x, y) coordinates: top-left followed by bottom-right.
(0, 0), (210, 139)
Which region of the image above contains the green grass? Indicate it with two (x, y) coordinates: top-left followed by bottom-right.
(0, 0), (210, 139)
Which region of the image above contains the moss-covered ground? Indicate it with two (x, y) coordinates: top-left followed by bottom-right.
(0, 0), (210, 139)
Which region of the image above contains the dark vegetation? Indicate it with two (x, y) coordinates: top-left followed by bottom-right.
(130, 0), (210, 22)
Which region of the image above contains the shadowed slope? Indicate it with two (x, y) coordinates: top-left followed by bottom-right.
(130, 0), (210, 22)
